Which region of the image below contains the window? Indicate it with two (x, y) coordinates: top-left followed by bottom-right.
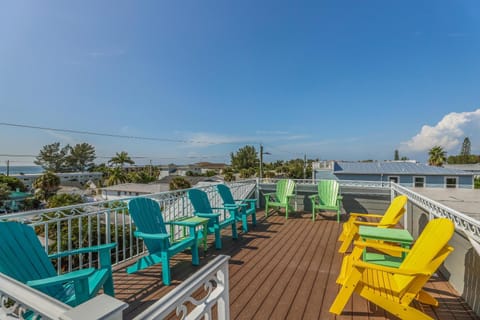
(388, 176), (399, 183)
(414, 176), (425, 188)
(445, 177), (458, 188)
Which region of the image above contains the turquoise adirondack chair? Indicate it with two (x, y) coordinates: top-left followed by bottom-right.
(264, 179), (296, 219)
(309, 179), (343, 222)
(188, 189), (238, 249)
(216, 184), (257, 232)
(0, 221), (115, 307)
(127, 197), (203, 286)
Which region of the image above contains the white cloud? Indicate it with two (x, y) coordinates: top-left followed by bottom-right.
(400, 109), (480, 153)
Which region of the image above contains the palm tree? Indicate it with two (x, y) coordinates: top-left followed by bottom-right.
(169, 177), (191, 190)
(106, 167), (129, 186)
(428, 146), (447, 166)
(108, 151), (135, 168)
(33, 172), (61, 200)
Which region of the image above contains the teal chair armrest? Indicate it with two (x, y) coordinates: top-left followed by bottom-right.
(236, 199), (257, 204)
(48, 243), (117, 259)
(196, 213), (221, 219)
(133, 231), (170, 240)
(27, 268), (96, 288)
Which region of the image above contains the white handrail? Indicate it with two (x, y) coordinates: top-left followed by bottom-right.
(135, 255), (230, 320)
(391, 182), (480, 244)
(0, 273), (127, 320)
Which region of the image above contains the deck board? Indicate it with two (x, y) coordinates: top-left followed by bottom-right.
(112, 211), (479, 320)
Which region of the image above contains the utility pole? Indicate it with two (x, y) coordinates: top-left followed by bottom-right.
(259, 144), (271, 180)
(6, 160), (9, 176)
(260, 144), (264, 180)
(303, 154), (306, 180)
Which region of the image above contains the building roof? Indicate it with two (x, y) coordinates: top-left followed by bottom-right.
(100, 183), (169, 194)
(334, 161), (473, 176)
(157, 175), (223, 185)
(443, 163), (480, 172)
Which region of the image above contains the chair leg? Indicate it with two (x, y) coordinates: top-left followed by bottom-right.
(285, 205), (289, 220)
(214, 225), (222, 249)
(161, 252), (171, 285)
(242, 214), (248, 233)
(251, 211), (257, 227)
(265, 201), (269, 217)
(191, 242), (199, 266)
(361, 289), (434, 320)
(329, 267), (362, 315)
(231, 222), (238, 239)
(103, 271), (115, 297)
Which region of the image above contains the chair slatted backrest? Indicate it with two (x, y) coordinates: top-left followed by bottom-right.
(129, 197), (170, 253)
(276, 179), (295, 204)
(0, 222), (61, 297)
(188, 189), (216, 229)
(394, 218), (454, 291)
(378, 195), (408, 227)
(318, 180), (339, 206)
(217, 184), (235, 205)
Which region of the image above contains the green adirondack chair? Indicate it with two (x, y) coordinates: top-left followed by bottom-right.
(264, 179), (296, 219)
(216, 184), (257, 232)
(309, 180), (343, 223)
(127, 197), (204, 285)
(0, 221), (116, 307)
(188, 189), (238, 249)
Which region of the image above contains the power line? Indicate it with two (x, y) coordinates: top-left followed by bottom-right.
(0, 122), (250, 145)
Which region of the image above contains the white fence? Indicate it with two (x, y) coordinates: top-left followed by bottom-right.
(0, 180), (256, 273)
(391, 182), (480, 244)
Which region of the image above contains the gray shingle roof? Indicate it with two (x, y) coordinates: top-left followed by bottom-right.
(334, 161), (473, 175)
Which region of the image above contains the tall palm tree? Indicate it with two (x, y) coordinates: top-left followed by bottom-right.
(108, 151), (135, 168)
(106, 167), (129, 186)
(428, 146), (447, 166)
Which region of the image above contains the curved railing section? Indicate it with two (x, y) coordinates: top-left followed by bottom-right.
(391, 182), (480, 244)
(134, 255), (230, 320)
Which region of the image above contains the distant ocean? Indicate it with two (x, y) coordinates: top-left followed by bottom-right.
(0, 166), (44, 175)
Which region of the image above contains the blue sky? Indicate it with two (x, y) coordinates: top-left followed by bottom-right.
(1, 1), (480, 166)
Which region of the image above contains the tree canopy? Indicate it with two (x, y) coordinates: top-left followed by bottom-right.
(428, 146), (447, 166)
(0, 175), (26, 191)
(33, 172), (61, 200)
(65, 143), (96, 171)
(460, 137), (471, 157)
(35, 142), (96, 172)
(108, 151), (135, 168)
(230, 145), (258, 171)
(169, 177), (191, 190)
(34, 142), (69, 172)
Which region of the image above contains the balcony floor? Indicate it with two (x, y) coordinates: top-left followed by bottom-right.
(112, 211), (479, 320)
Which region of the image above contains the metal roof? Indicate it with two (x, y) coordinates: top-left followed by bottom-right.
(334, 161), (473, 175)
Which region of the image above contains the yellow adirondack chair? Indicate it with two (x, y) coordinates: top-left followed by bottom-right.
(337, 195), (407, 253)
(330, 218), (455, 320)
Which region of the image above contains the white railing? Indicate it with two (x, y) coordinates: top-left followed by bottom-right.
(391, 182), (480, 244)
(134, 255), (230, 320)
(0, 180), (255, 273)
(0, 273), (127, 320)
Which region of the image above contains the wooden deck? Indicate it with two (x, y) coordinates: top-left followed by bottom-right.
(113, 211), (479, 320)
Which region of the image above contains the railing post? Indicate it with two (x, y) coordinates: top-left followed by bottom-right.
(217, 258), (230, 320)
(255, 178), (260, 209)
